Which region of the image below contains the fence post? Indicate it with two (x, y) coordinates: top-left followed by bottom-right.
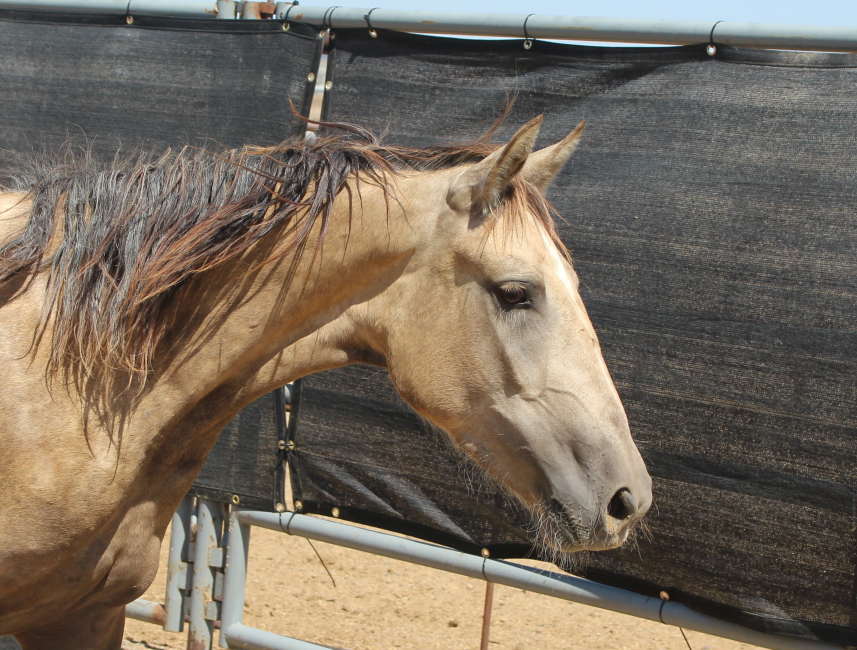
(187, 499), (226, 650)
(218, 508), (251, 648)
(164, 495), (194, 632)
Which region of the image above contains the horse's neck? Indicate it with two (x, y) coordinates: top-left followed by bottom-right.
(153, 175), (419, 422)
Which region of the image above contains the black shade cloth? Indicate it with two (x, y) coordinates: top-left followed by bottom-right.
(0, 9), (322, 162)
(289, 30), (857, 645)
(0, 10), (321, 511)
(193, 387), (288, 511)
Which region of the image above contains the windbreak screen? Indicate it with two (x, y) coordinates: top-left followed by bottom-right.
(0, 10), (321, 510)
(290, 30), (857, 644)
(0, 10), (321, 161)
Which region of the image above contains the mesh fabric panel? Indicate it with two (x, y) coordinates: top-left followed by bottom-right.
(290, 30), (857, 644)
(0, 10), (319, 511)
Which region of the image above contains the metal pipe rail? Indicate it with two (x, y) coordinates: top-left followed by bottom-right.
(213, 510), (846, 650)
(1, 0), (857, 52)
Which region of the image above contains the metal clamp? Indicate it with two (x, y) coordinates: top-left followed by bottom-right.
(708, 20), (722, 55)
(364, 7), (379, 38)
(523, 13), (535, 49)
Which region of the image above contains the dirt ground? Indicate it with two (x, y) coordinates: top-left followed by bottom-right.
(113, 521), (764, 650)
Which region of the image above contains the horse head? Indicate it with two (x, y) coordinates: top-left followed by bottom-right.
(348, 117), (652, 556)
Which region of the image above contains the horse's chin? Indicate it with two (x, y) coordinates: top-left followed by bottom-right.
(541, 526), (630, 554)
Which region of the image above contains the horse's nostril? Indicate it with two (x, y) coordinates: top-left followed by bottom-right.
(607, 488), (636, 521)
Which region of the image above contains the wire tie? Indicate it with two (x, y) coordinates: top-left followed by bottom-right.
(708, 20), (723, 55)
(364, 7), (380, 38)
(523, 13), (535, 49)
(322, 5), (340, 29)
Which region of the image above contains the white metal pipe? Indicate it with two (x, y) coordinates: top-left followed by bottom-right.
(1, 0), (856, 51)
(163, 495), (193, 633)
(223, 623), (334, 649)
(125, 598), (166, 626)
(237, 511), (845, 650)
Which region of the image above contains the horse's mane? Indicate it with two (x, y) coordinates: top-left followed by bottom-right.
(0, 123), (560, 385)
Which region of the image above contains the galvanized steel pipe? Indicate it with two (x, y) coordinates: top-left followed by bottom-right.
(233, 512), (844, 650)
(1, 0), (857, 51)
(125, 598), (166, 626)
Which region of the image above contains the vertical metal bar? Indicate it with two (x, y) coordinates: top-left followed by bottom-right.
(480, 582), (494, 650)
(164, 495), (194, 632)
(219, 508), (251, 649)
(188, 499), (225, 650)
(215, 0), (236, 18)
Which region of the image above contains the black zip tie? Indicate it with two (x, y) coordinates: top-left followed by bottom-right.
(523, 13), (535, 50)
(305, 538), (337, 588)
(658, 590), (669, 624)
(283, 0), (299, 23)
(708, 20), (723, 55)
(322, 5), (340, 29)
(364, 7), (379, 38)
(679, 627), (694, 650)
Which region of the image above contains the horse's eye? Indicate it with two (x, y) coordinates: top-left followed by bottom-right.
(498, 284), (529, 306)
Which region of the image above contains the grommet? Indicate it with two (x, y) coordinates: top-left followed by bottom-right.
(231, 494), (240, 505)
(282, 22), (289, 31)
(307, 72), (316, 82)
(324, 80), (333, 90)
(707, 44), (716, 56)
(523, 39), (532, 50)
(329, 32), (335, 40)
(660, 590), (670, 600)
(277, 440), (287, 450)
(318, 29), (326, 37)
(125, 14), (134, 24)
(286, 440), (296, 451)
(294, 500), (303, 511)
(481, 548), (490, 558)
(275, 502), (286, 512)
(331, 507), (340, 517)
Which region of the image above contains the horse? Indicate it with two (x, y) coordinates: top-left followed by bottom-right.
(0, 116), (651, 649)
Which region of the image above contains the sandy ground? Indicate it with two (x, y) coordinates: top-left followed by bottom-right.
(113, 522), (762, 650)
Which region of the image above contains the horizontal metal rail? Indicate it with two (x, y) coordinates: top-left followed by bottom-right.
(126, 598), (166, 626)
(1, 0), (856, 52)
(223, 510), (845, 650)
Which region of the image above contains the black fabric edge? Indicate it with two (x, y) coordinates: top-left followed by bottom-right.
(286, 378), (305, 505)
(328, 28), (857, 68)
(0, 8), (317, 38)
(188, 485), (273, 512)
(330, 27), (708, 62)
(297, 31), (326, 136)
(272, 386), (289, 510)
(582, 568), (857, 646)
(713, 43), (857, 68)
(320, 33), (336, 124)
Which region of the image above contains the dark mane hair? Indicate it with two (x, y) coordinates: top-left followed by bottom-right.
(0, 123), (561, 385)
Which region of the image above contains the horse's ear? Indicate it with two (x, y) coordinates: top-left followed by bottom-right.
(447, 115), (543, 212)
(521, 120), (585, 191)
